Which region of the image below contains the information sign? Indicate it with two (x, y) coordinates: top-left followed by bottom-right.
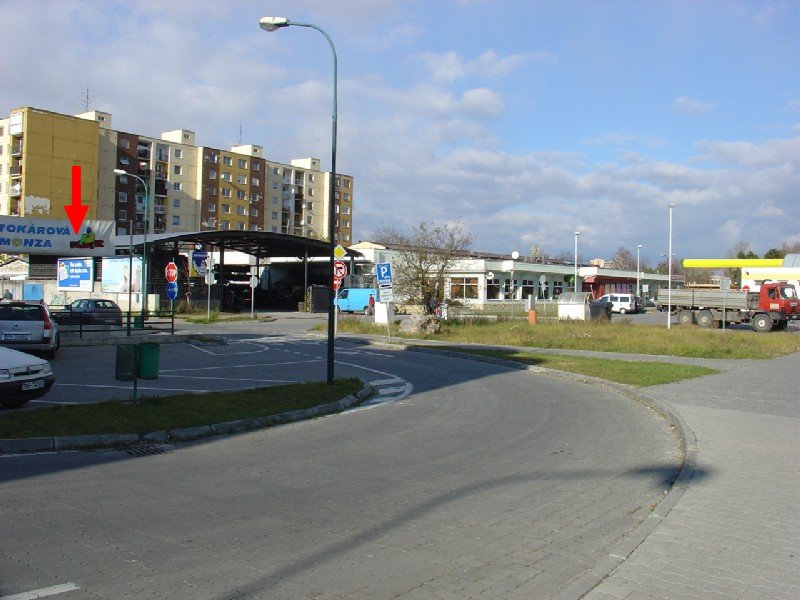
(333, 260), (348, 280)
(165, 261), (178, 283)
(56, 257), (94, 292)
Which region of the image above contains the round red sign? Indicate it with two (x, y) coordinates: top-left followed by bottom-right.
(165, 262), (178, 283)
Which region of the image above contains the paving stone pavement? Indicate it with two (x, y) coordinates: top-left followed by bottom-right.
(585, 351), (800, 600)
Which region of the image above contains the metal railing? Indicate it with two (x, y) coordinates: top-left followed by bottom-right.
(50, 307), (175, 338)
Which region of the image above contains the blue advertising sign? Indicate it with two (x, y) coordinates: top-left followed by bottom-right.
(166, 281), (179, 301)
(57, 258), (94, 292)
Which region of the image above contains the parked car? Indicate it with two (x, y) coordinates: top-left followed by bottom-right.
(52, 298), (124, 326)
(597, 293), (639, 314)
(0, 300), (60, 358)
(335, 288), (378, 315)
(0, 345), (55, 408)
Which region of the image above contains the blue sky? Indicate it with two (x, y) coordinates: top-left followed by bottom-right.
(1, 0), (798, 265)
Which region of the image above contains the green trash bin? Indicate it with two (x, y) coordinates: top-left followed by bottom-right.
(138, 343), (160, 380)
(115, 345), (138, 382)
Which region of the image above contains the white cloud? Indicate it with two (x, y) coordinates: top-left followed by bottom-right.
(670, 96), (717, 116)
(459, 88), (504, 117)
(413, 49), (553, 83)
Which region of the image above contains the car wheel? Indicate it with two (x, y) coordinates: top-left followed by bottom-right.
(752, 313), (772, 333)
(696, 310), (715, 328)
(619, 308), (627, 314)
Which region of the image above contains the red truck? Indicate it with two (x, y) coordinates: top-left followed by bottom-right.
(657, 282), (799, 332)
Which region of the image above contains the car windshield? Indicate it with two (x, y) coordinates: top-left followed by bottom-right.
(780, 286), (797, 299)
(0, 305), (42, 321)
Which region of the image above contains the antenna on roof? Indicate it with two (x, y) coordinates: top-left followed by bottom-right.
(237, 116), (246, 145)
(81, 79), (92, 112)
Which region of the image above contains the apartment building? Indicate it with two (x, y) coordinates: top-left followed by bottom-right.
(0, 106), (354, 244)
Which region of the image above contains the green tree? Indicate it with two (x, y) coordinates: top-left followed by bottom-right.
(763, 248), (783, 259)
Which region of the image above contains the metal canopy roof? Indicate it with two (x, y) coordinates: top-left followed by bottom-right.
(116, 230), (360, 260)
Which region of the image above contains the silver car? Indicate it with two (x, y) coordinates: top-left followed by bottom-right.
(0, 301), (60, 359)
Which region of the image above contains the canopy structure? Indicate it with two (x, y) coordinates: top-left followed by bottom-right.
(116, 230), (360, 260)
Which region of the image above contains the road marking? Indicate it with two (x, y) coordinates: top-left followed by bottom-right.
(53, 383), (204, 392)
(159, 359), (321, 374)
(159, 374), (299, 383)
(0, 583), (80, 600)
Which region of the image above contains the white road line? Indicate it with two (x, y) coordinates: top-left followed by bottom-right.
(159, 359), (321, 374)
(187, 342), (269, 356)
(369, 377), (402, 386)
(53, 383), (205, 392)
(0, 582), (80, 600)
(159, 374), (298, 383)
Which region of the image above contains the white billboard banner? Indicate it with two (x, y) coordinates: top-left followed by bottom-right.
(0, 216), (116, 256)
(102, 256), (143, 293)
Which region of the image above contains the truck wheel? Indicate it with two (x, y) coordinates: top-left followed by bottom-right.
(696, 310), (715, 328)
(678, 310), (695, 326)
(752, 314), (772, 333)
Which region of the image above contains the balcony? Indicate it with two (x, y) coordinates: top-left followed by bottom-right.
(11, 144), (22, 156)
(10, 183), (22, 197)
(154, 180), (168, 197)
(153, 204), (166, 215)
(10, 165), (22, 178)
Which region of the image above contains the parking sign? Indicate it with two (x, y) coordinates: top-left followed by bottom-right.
(376, 263), (393, 286)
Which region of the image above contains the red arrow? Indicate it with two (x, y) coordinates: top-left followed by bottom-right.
(65, 165), (89, 234)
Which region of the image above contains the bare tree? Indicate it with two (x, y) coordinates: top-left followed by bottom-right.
(610, 247), (635, 270)
(387, 221), (474, 309)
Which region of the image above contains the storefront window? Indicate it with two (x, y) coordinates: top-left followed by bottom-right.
(450, 277), (479, 300)
(486, 278), (500, 300)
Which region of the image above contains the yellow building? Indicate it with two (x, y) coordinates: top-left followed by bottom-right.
(4, 107), (99, 221)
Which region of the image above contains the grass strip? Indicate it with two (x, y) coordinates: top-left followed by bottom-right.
(331, 317), (799, 359)
(435, 347), (718, 387)
(0, 379), (362, 440)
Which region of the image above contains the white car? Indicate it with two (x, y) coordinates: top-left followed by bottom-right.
(597, 293), (638, 314)
(0, 346), (55, 409)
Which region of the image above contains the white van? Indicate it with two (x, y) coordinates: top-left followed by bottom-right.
(598, 293), (638, 314)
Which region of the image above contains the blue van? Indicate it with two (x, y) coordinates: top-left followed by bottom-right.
(335, 288), (377, 315)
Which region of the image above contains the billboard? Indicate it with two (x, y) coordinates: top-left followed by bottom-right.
(0, 217), (116, 257)
(57, 258), (94, 292)
(102, 256), (143, 293)
(190, 251), (209, 277)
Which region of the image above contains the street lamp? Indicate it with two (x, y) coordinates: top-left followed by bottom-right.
(667, 203), (675, 329)
(260, 16), (338, 384)
(636, 244), (643, 299)
(114, 169), (150, 323)
(573, 231), (581, 292)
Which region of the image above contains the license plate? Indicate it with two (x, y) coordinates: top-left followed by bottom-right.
(22, 379), (45, 391)
(3, 333), (30, 341)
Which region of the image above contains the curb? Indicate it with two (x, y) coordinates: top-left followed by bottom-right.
(341, 338), (698, 600)
(0, 382), (374, 454)
(60, 332), (201, 347)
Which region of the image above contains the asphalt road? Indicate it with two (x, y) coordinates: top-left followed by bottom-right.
(0, 319), (682, 599)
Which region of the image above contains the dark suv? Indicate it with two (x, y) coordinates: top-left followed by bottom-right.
(0, 301), (60, 359)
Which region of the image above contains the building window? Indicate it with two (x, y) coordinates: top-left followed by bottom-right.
(272, 166), (279, 175)
(306, 216), (313, 225)
(486, 278), (500, 300)
(172, 215), (180, 226)
(173, 182), (182, 191)
(237, 174), (246, 184)
(207, 203), (216, 212)
(450, 277), (479, 300)
(118, 209), (127, 220)
(238, 159), (247, 169)
(342, 220), (349, 228)
(221, 172), (231, 182)
(251, 208), (259, 217)
(173, 198), (180, 208)
(208, 186), (217, 196)
(552, 281), (564, 298)
(236, 205), (246, 216)
(221, 188), (231, 198)
(236, 190), (246, 200)
(343, 206), (350, 215)
(173, 165), (182, 175)
(308, 188), (315, 197)
(208, 170), (217, 180)
(272, 196), (278, 205)
(223, 156), (232, 166)
(305, 202), (313, 210)
(118, 192), (128, 203)
(221, 204), (231, 214)
(220, 220), (230, 230)
(209, 153), (218, 163)
(253, 162), (260, 171)
(120, 139), (130, 149)
(271, 211), (278, 220)
(272, 182), (278, 190)
(236, 221), (245, 230)
(251, 177), (260, 187)
(343, 233), (350, 242)
(119, 157), (130, 166)
(174, 148), (183, 159)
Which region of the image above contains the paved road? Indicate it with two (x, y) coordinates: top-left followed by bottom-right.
(0, 325), (679, 599)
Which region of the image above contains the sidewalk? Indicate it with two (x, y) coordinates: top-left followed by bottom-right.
(583, 351), (800, 600)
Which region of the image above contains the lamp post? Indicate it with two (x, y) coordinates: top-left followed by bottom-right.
(636, 244), (642, 299)
(667, 203), (675, 329)
(510, 250), (519, 320)
(260, 16), (338, 384)
(114, 169), (150, 323)
(573, 231), (581, 292)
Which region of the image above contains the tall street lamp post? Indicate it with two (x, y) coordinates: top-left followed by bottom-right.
(260, 16), (338, 384)
(667, 203), (675, 329)
(636, 244), (642, 299)
(573, 231), (581, 292)
(114, 169), (150, 323)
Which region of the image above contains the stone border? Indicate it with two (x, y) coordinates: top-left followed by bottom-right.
(0, 382), (373, 454)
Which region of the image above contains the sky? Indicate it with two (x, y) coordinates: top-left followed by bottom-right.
(1, 0), (798, 265)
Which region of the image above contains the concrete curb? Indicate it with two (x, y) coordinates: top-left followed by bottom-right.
(61, 332), (202, 347)
(341, 338), (699, 600)
(0, 382), (374, 454)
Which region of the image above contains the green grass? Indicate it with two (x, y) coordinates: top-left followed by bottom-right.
(183, 312), (268, 324)
(332, 317), (799, 359)
(0, 379), (363, 440)
(435, 347), (718, 387)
